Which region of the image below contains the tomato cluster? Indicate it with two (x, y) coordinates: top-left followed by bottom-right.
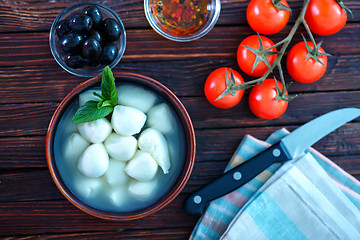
(204, 0), (349, 119)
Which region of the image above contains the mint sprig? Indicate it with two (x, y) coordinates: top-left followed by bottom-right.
(101, 66), (118, 106)
(72, 66), (118, 123)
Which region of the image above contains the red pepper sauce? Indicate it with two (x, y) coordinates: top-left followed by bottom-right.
(151, 0), (210, 37)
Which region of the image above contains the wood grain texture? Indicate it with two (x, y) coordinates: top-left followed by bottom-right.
(0, 52), (360, 104)
(1, 151), (359, 202)
(1, 91), (359, 137)
(2, 123), (360, 169)
(0, 196), (198, 236)
(0, 24), (359, 67)
(1, 0), (360, 238)
(3, 228), (193, 239)
(0, 0), (359, 32)
(0, 136), (45, 168)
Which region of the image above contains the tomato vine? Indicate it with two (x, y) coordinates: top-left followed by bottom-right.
(233, 0), (334, 94)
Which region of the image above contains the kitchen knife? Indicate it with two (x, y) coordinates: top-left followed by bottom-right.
(184, 108), (360, 216)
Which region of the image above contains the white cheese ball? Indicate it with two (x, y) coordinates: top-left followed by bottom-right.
(78, 143), (109, 178)
(104, 159), (129, 186)
(128, 179), (158, 200)
(124, 150), (158, 182)
(138, 128), (171, 174)
(147, 103), (175, 134)
(116, 84), (157, 113)
(104, 133), (137, 161)
(73, 173), (104, 199)
(78, 89), (101, 107)
(77, 118), (112, 143)
(64, 132), (90, 165)
(107, 186), (129, 207)
(111, 105), (146, 136)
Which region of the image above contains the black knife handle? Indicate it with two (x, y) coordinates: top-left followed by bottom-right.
(184, 142), (292, 216)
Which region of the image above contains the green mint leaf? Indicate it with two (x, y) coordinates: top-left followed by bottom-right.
(101, 66), (118, 106)
(93, 92), (106, 101)
(72, 101), (114, 123)
(97, 100), (113, 109)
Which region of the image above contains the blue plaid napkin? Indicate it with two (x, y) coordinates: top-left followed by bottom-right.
(190, 128), (360, 240)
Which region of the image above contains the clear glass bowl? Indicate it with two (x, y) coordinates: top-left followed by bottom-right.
(49, 2), (126, 77)
(144, 0), (221, 42)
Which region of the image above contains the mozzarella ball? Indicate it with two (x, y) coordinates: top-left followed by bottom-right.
(128, 179), (158, 200)
(117, 84), (157, 113)
(111, 105), (146, 136)
(77, 118), (112, 143)
(64, 132), (90, 165)
(78, 143), (109, 178)
(107, 186), (129, 207)
(73, 173), (104, 199)
(138, 128), (171, 174)
(124, 150), (158, 182)
(104, 133), (137, 161)
(147, 103), (175, 134)
(104, 159), (129, 186)
(79, 89), (102, 107)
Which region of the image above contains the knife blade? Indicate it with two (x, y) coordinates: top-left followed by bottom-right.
(184, 108), (360, 216)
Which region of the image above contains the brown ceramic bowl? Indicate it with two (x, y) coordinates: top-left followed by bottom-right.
(46, 72), (196, 220)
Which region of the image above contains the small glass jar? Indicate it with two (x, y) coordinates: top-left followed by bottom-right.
(144, 0), (221, 42)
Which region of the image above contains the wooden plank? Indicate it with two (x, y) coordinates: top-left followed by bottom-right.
(0, 136), (45, 168)
(0, 170), (63, 202)
(0, 24), (359, 67)
(1, 150), (359, 202)
(0, 196), (198, 236)
(2, 155), (360, 236)
(0, 0), (359, 32)
(0, 103), (56, 136)
(1, 91), (359, 137)
(1, 122), (359, 170)
(184, 91), (360, 129)
(0, 52), (359, 104)
(194, 123), (360, 162)
(0, 156), (359, 235)
(4, 228), (193, 239)
(0, 0), (146, 32)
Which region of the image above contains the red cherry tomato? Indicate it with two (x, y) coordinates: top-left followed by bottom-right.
(204, 68), (245, 109)
(247, 0), (290, 35)
(237, 35), (277, 77)
(287, 41), (328, 83)
(249, 79), (288, 119)
(305, 0), (347, 36)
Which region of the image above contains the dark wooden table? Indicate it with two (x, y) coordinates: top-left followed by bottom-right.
(1, 0), (359, 238)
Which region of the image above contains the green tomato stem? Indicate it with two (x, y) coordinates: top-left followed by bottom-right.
(302, 19), (317, 47)
(241, 0), (313, 92)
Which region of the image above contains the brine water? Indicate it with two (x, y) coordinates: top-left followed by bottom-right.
(53, 82), (186, 212)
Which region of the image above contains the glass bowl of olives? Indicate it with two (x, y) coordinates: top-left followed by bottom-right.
(50, 2), (126, 77)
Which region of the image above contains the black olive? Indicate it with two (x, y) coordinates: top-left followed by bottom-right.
(82, 38), (102, 60)
(85, 30), (102, 43)
(83, 6), (102, 27)
(100, 18), (121, 41)
(56, 20), (71, 39)
(88, 60), (100, 68)
(60, 33), (83, 54)
(69, 14), (93, 33)
(65, 54), (87, 68)
(99, 42), (118, 65)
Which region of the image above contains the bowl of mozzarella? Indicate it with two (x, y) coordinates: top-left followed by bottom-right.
(46, 72), (196, 220)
